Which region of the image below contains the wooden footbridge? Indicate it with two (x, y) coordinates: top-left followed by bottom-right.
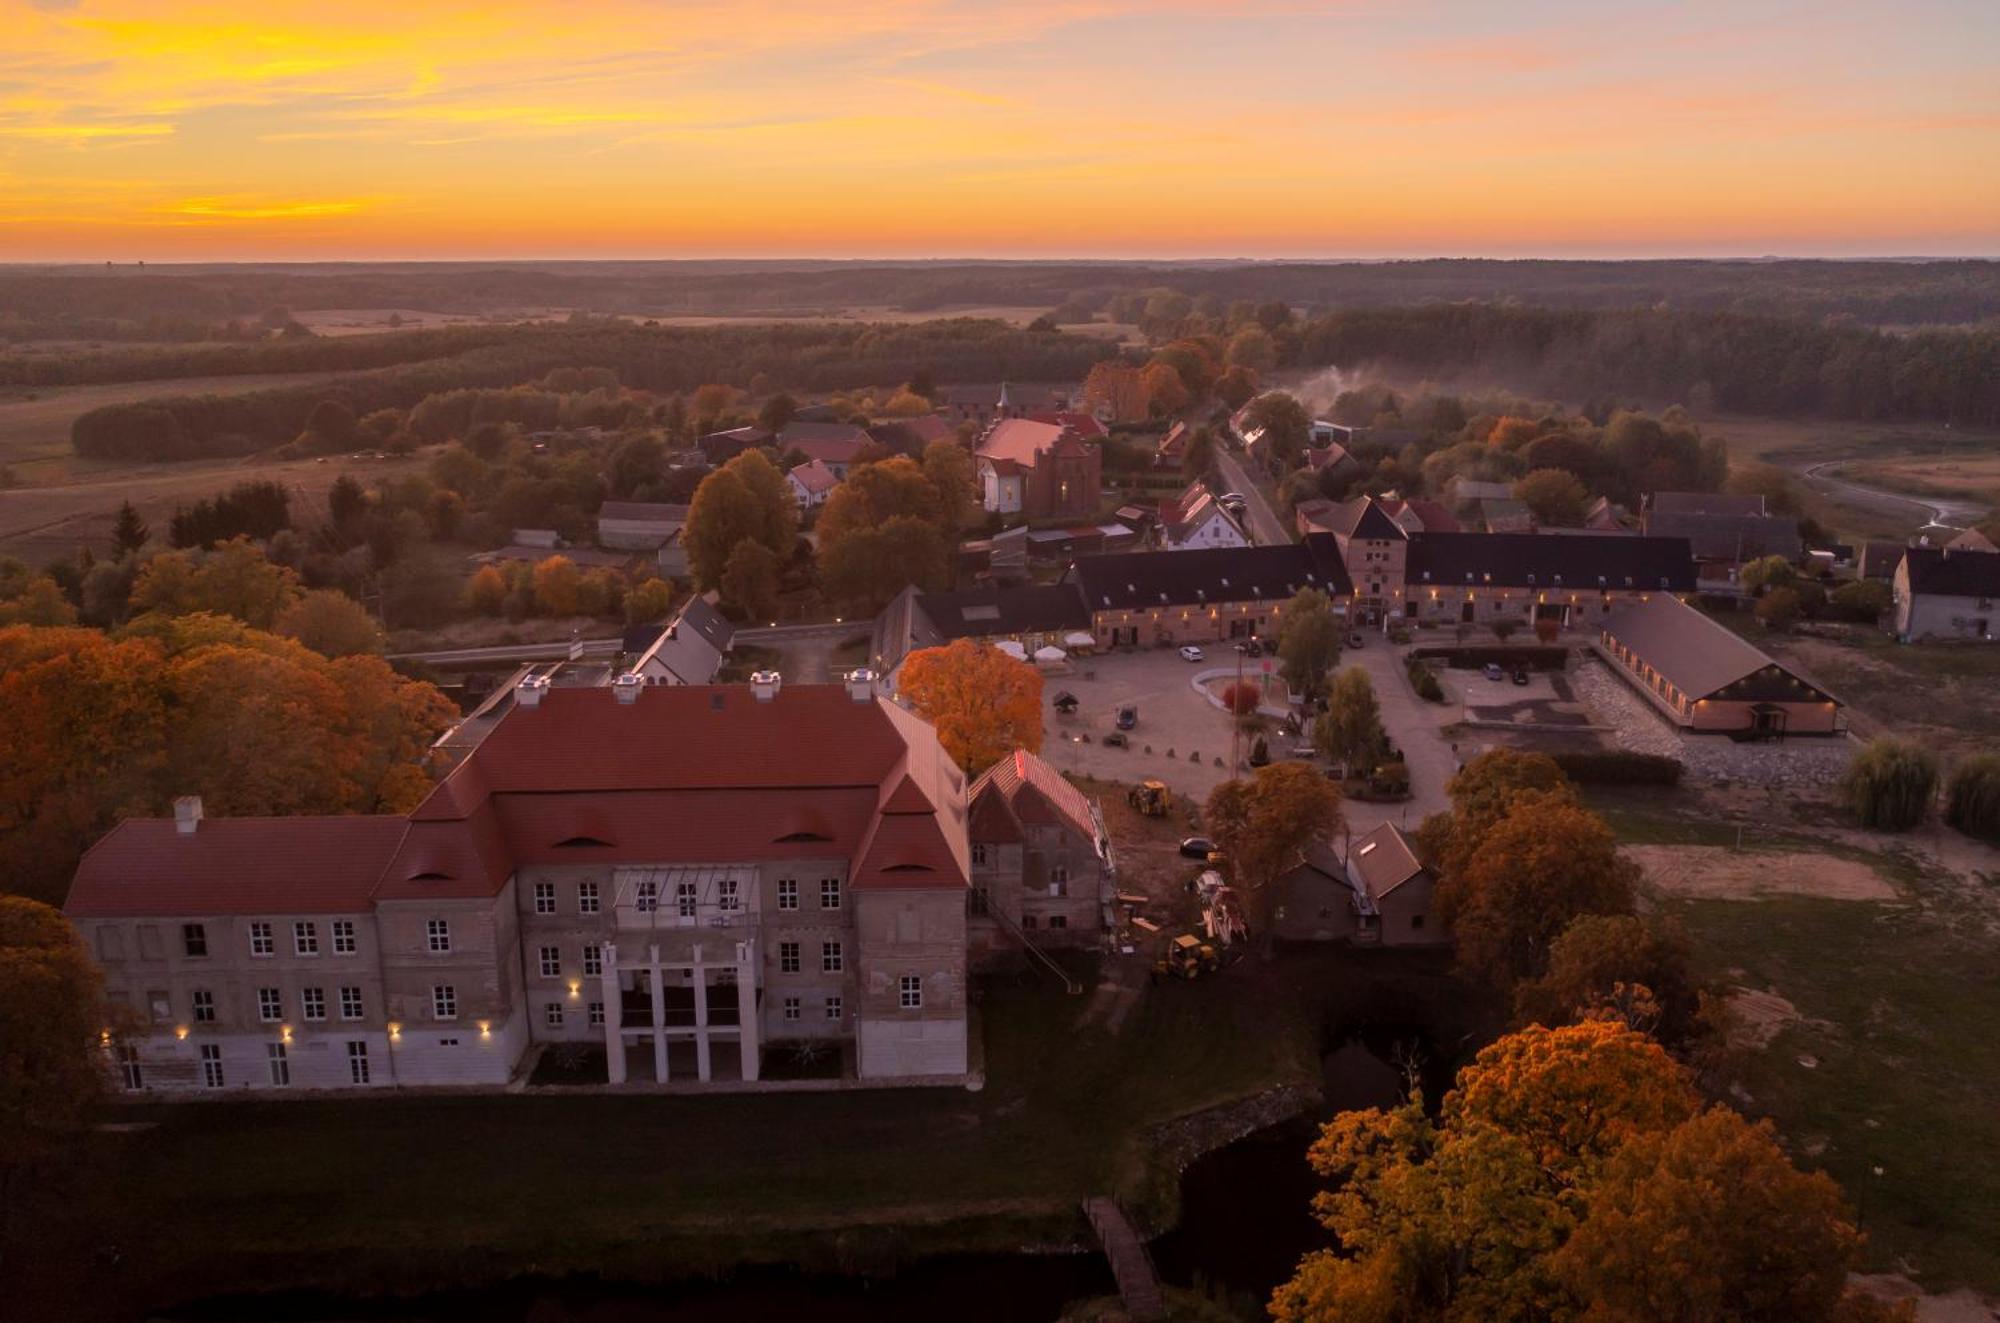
(1083, 1196), (1164, 1319)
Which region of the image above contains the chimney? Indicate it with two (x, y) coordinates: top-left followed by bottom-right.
(846, 668), (877, 702)
(612, 673), (644, 705)
(174, 796), (203, 835)
(749, 670), (782, 703)
(516, 674), (552, 709)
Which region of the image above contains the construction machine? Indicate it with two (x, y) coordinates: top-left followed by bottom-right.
(1152, 933), (1221, 981)
(1127, 779), (1172, 817)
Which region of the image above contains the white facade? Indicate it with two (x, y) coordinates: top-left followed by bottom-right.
(979, 462), (1024, 514)
(1168, 506), (1249, 552)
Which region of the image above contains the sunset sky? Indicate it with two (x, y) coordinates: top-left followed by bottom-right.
(2, 0), (1996, 261)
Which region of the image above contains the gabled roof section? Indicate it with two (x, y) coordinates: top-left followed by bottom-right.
(968, 750), (1098, 845)
(1647, 491), (1767, 517)
(1068, 540), (1354, 610)
(976, 418), (1070, 470)
(67, 816), (410, 917)
(1406, 532), (1696, 592)
(1600, 596), (1841, 706)
(1322, 496), (1408, 542)
(1904, 545), (2000, 597)
(1347, 824), (1426, 902)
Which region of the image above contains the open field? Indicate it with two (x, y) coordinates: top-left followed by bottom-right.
(1837, 453), (2000, 505)
(0, 371), (361, 477)
(0, 448), (428, 564)
(10, 951), (1471, 1317)
(1601, 789), (2000, 1297)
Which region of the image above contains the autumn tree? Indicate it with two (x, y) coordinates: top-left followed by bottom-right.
(1739, 553), (1796, 594)
(275, 589), (378, 663)
(1755, 584), (1803, 630)
(529, 555), (582, 616)
(1273, 1020), (1894, 1323)
(1215, 365), (1259, 410)
(690, 383), (737, 430)
(1513, 913), (1702, 1045)
(0, 897), (107, 1172)
(1225, 326), (1277, 373)
(718, 449), (797, 557)
(1181, 425), (1217, 478)
(920, 439), (977, 537)
(1140, 361), (1191, 417)
(464, 564), (507, 615)
(0, 576), (77, 627)
(1082, 361), (1150, 423)
(899, 639), (1043, 774)
(756, 392), (798, 433)
(1320, 667), (1384, 768)
(1513, 467), (1589, 526)
(721, 539), (780, 621)
(1419, 747), (1576, 879)
(623, 576), (673, 624)
(1276, 587), (1341, 699)
(684, 467), (764, 590)
(1441, 792), (1637, 990)
(129, 538), (301, 630)
(1204, 761), (1342, 940)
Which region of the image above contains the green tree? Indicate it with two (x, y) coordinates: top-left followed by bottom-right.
(1754, 585), (1803, 630)
(1840, 736), (1938, 831)
(719, 449), (797, 558)
(1277, 587), (1341, 699)
(1314, 666), (1383, 773)
(720, 539), (780, 621)
(683, 468), (765, 590)
(0, 897), (107, 1170)
(1829, 578), (1890, 622)
(1513, 913), (1702, 1044)
(1513, 467), (1590, 526)
(111, 501), (148, 556)
(756, 392), (798, 433)
(1739, 554), (1797, 593)
(1243, 392), (1311, 466)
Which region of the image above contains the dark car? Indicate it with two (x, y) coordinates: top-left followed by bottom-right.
(1346, 631), (1364, 648)
(1512, 668), (1530, 686)
(1116, 705), (1138, 730)
(1102, 732), (1128, 748)
(1482, 662), (1505, 681)
(1242, 638), (1264, 658)
(1179, 836), (1216, 859)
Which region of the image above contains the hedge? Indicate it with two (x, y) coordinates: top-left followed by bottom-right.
(1549, 751), (1684, 786)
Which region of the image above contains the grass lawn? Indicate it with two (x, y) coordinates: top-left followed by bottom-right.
(20, 951), (1454, 1314)
(1664, 880), (2000, 1294)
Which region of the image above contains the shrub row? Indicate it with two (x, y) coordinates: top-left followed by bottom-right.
(1549, 751), (1684, 786)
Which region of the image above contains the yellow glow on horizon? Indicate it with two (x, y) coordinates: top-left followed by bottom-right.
(0, 0), (1994, 259)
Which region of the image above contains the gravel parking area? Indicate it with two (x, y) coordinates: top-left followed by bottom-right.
(1570, 655), (1853, 787)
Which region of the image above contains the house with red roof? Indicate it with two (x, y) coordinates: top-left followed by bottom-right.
(966, 750), (1112, 953)
(974, 418), (1102, 519)
(65, 672), (974, 1094)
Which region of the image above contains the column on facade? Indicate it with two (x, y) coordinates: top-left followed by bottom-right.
(648, 944), (668, 1084)
(735, 940), (760, 1082)
(691, 943), (712, 1083)
(602, 942), (626, 1084)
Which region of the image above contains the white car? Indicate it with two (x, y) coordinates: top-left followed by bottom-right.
(1179, 645), (1205, 662)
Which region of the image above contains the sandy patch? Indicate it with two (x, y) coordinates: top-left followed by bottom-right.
(1727, 987), (1806, 1049)
(1626, 844), (1897, 902)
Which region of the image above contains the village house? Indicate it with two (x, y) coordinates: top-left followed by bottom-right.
(1067, 539), (1355, 648)
(966, 749), (1113, 955)
(974, 418), (1102, 520)
(778, 422), (872, 478)
(1857, 540), (1908, 581)
(1159, 480), (1249, 551)
(870, 583), (1094, 689)
(787, 458), (840, 511)
(1894, 545), (2000, 642)
(1273, 825), (1444, 946)
(1399, 530), (1698, 629)
(65, 675), (974, 1094)
(1640, 499), (1802, 583)
(866, 415), (957, 456)
(627, 594), (735, 685)
(1153, 421), (1192, 469)
(1596, 595), (1843, 736)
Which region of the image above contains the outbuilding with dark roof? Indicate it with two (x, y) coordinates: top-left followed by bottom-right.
(1596, 595), (1843, 735)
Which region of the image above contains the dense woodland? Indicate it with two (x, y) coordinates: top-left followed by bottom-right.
(6, 257), (2000, 335)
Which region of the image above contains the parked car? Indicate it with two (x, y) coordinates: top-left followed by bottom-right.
(1116, 705), (1138, 730)
(1102, 731), (1128, 748)
(1219, 492), (1247, 511)
(1346, 631), (1364, 648)
(1179, 645), (1205, 662)
(1483, 662), (1505, 681)
(1511, 668), (1530, 686)
(1289, 744), (1318, 761)
(1179, 836), (1215, 859)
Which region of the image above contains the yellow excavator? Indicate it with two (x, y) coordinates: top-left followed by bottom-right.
(1127, 779), (1172, 817)
(1152, 933), (1221, 981)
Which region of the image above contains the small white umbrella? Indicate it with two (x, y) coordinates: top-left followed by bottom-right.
(1063, 631), (1096, 649)
(994, 640), (1028, 660)
(1034, 644), (1067, 663)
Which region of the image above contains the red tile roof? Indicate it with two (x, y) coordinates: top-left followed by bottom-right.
(1025, 411), (1107, 439)
(968, 749), (1099, 845)
(976, 418), (1069, 469)
(67, 816), (411, 917)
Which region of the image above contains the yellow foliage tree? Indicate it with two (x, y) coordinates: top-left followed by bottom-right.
(531, 555), (582, 616)
(898, 639), (1043, 774)
(464, 564), (508, 616)
(275, 588), (382, 658)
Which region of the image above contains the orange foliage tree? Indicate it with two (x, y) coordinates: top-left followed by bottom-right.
(0, 618), (456, 903)
(1272, 1020), (1904, 1323)
(897, 639), (1043, 775)
(1204, 761), (1342, 938)
(1082, 361), (1151, 423)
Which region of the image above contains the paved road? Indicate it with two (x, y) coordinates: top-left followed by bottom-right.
(1211, 444), (1291, 545)
(390, 621), (857, 667)
(1797, 460), (1980, 529)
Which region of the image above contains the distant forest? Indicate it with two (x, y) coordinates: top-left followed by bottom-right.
(56, 300), (2000, 461)
(5, 257), (2000, 340)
